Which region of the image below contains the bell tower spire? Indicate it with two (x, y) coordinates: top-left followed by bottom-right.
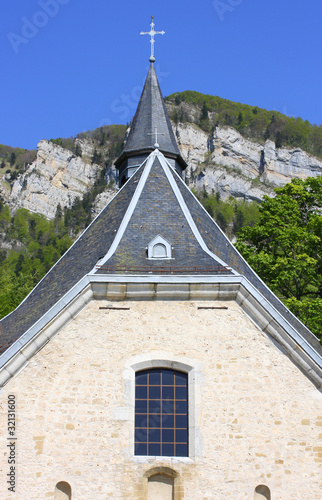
(115, 18), (187, 187)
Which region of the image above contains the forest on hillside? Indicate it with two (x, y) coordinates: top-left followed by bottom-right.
(0, 177), (321, 342)
(0, 97), (321, 342)
(166, 91), (322, 159)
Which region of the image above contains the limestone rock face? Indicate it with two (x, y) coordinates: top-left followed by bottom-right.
(174, 123), (322, 201)
(9, 140), (101, 219)
(4, 124), (322, 217)
(261, 140), (322, 185)
(92, 189), (117, 217)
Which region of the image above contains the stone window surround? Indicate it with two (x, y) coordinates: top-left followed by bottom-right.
(134, 367), (189, 457)
(122, 352), (203, 462)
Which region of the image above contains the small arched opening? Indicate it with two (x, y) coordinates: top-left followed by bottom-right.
(148, 474), (174, 500)
(254, 484), (271, 500)
(54, 481), (71, 500)
(145, 467), (179, 500)
(152, 243), (167, 258)
(147, 235), (172, 260)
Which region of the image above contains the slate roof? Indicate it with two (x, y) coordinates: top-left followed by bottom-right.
(100, 155), (230, 273)
(0, 60), (321, 379)
(115, 63), (186, 168)
(0, 168), (143, 353)
(0, 150), (232, 355)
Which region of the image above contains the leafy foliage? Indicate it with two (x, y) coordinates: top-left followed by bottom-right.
(166, 91), (322, 158)
(0, 204), (73, 318)
(0, 144), (36, 173)
(195, 189), (260, 239)
(236, 177), (322, 341)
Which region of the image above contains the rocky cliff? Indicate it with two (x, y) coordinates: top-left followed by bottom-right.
(175, 123), (322, 201)
(3, 139), (116, 219)
(2, 123), (322, 219)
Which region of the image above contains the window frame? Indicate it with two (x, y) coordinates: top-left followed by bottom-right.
(147, 235), (172, 260)
(121, 355), (202, 462)
(135, 367), (189, 457)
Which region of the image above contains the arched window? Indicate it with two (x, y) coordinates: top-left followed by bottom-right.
(147, 235), (172, 259)
(153, 243), (167, 258)
(54, 481), (71, 500)
(254, 485), (271, 500)
(135, 368), (188, 457)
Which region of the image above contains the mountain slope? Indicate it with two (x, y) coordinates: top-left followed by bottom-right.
(1, 93), (322, 221)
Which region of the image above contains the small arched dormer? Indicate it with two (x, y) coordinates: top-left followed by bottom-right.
(147, 235), (172, 260)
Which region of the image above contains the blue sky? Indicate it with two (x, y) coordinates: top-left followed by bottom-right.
(1, 0), (321, 150)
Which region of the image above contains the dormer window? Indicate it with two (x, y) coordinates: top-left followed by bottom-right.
(147, 235), (172, 260)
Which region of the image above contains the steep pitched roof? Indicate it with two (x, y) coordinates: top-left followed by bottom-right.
(0, 149), (321, 387)
(116, 63), (186, 167)
(0, 150), (230, 356)
(0, 168), (143, 353)
(0, 58), (321, 388)
(99, 152), (230, 273)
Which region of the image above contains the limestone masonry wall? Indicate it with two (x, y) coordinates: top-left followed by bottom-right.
(0, 300), (321, 499)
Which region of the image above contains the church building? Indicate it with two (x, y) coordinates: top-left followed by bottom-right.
(0, 18), (321, 500)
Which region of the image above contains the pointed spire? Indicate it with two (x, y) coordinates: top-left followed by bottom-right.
(123, 63), (181, 156)
(115, 19), (187, 186)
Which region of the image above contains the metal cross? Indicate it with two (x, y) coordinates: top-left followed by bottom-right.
(140, 16), (165, 62)
(148, 127), (164, 148)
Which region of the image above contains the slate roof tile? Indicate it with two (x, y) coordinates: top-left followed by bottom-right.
(102, 156), (229, 273)
(120, 64), (181, 160)
(170, 168), (322, 353)
(0, 168), (143, 353)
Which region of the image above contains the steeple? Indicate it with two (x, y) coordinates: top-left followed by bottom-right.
(115, 18), (187, 187)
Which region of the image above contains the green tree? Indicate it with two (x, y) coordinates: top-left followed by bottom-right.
(199, 102), (210, 132)
(10, 152), (16, 166)
(236, 177), (322, 341)
(74, 143), (82, 157)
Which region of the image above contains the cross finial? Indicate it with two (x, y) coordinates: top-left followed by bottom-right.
(140, 16), (165, 63)
(148, 127), (164, 148)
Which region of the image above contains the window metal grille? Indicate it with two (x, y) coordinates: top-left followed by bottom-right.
(135, 368), (188, 457)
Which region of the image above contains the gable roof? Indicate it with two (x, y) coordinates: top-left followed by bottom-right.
(1, 148), (321, 387)
(0, 59), (321, 388)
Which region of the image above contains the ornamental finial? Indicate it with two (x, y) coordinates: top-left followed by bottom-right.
(140, 16), (165, 62)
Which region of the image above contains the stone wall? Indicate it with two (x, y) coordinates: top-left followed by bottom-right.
(0, 299), (321, 499)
